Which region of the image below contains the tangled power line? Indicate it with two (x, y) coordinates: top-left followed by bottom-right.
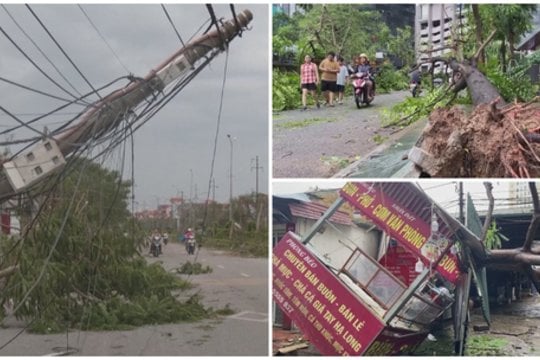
(0, 4), (249, 353)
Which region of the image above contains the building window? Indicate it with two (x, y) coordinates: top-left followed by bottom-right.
(26, 152), (35, 162)
(34, 166), (43, 175)
(44, 142), (53, 151)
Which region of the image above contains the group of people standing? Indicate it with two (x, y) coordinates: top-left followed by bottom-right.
(300, 51), (374, 109)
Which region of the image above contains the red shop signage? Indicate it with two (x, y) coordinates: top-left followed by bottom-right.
(273, 232), (385, 355)
(339, 182), (460, 284)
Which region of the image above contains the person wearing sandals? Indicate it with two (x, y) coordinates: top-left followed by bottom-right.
(300, 55), (320, 110)
(319, 51), (340, 107)
(336, 56), (348, 105)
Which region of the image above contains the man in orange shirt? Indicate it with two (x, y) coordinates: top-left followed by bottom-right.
(318, 51), (340, 107)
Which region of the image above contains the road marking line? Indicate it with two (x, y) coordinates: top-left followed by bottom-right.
(240, 272), (250, 278)
(228, 311), (268, 323)
(217, 265), (225, 269)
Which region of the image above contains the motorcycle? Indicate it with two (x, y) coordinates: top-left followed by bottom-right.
(351, 71), (374, 108)
(150, 236), (161, 257)
(186, 238), (196, 255)
(410, 81), (421, 97)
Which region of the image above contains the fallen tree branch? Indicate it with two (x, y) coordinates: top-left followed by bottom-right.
(473, 29), (497, 63)
(0, 265), (18, 279)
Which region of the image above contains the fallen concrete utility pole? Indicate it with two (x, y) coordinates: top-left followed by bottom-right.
(0, 9), (253, 202)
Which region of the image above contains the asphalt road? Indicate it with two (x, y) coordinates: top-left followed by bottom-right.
(0, 242), (268, 356)
(273, 90), (409, 178)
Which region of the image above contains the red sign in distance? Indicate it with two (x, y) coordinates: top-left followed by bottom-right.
(273, 232), (384, 356)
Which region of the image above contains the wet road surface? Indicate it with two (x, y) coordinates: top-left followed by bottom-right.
(273, 91), (409, 178)
(0, 243), (268, 356)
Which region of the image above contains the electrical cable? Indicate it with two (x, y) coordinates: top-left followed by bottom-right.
(206, 4), (226, 50)
(0, 25), (82, 101)
(0, 105), (48, 138)
(77, 4), (131, 74)
(0, 75), (86, 105)
(26, 4), (103, 100)
(199, 48), (229, 263)
(8, 146), (91, 317)
(161, 4), (186, 47)
(0, 296), (57, 351)
(0, 76), (130, 138)
(1, 4), (86, 100)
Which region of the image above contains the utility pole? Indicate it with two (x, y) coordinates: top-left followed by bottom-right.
(0, 10), (253, 203)
(211, 177), (217, 203)
(251, 155), (263, 202)
(458, 182), (464, 224)
(189, 169), (193, 204)
(251, 155), (264, 232)
(227, 134), (234, 223)
(227, 134), (235, 240)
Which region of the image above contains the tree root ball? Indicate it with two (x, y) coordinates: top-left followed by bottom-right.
(414, 101), (540, 177)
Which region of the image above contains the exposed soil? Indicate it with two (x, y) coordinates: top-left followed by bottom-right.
(414, 100), (540, 177)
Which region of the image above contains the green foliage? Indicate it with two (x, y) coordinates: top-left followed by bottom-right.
(466, 335), (509, 356)
(372, 134), (388, 144)
(375, 64), (409, 93)
(273, 4), (417, 111)
(275, 117), (335, 130)
(484, 220), (509, 250)
(0, 158), (213, 333)
(482, 61), (537, 102)
(380, 86), (452, 127)
(176, 261), (213, 275)
(273, 70), (302, 111)
(202, 230), (267, 258)
(320, 155), (358, 170)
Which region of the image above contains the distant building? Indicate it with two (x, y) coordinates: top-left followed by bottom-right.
(415, 4), (467, 72)
(508, 182), (539, 209)
(272, 4), (301, 17)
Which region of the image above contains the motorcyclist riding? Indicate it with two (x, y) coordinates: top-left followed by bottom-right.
(184, 228), (196, 255)
(409, 64), (422, 97)
(353, 53), (375, 102)
(150, 230), (162, 257)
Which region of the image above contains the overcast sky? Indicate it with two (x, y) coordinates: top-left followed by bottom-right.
(0, 3), (268, 209)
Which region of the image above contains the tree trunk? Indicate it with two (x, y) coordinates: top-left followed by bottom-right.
(472, 4), (485, 65)
(500, 39), (507, 73)
(449, 59), (505, 107)
(481, 182), (494, 242)
(508, 32), (515, 62)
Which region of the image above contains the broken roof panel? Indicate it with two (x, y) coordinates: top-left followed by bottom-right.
(289, 202), (352, 225)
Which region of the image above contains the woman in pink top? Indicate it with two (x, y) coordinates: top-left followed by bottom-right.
(300, 55), (320, 110)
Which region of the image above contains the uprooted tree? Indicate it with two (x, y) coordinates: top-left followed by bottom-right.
(456, 182), (540, 291)
(484, 182), (540, 290)
(407, 4), (540, 178)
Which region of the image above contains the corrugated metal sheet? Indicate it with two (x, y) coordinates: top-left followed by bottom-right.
(289, 202), (352, 225)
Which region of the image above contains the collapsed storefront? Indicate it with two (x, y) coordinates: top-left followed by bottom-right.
(272, 182), (487, 356)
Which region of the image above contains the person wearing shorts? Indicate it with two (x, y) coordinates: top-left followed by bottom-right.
(300, 55), (320, 110)
(336, 56), (348, 104)
(319, 51), (340, 107)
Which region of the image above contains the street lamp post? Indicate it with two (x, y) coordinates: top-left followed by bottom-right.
(227, 134), (234, 223)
